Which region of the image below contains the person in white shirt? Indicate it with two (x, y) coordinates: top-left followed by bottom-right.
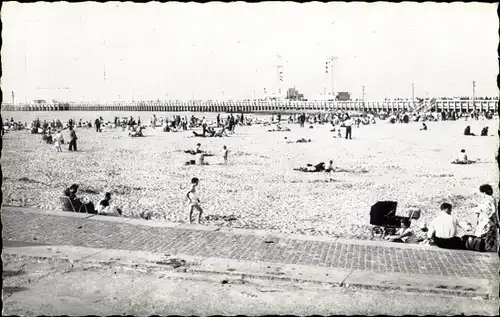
(344, 118), (353, 139)
(201, 117), (208, 136)
(54, 130), (64, 152)
(426, 203), (465, 249)
(453, 149), (476, 164)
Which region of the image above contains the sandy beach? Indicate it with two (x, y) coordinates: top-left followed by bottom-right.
(2, 111), (498, 240)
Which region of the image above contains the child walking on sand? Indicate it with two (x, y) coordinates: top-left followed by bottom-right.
(54, 129), (64, 152)
(186, 177), (203, 224)
(223, 145), (229, 164)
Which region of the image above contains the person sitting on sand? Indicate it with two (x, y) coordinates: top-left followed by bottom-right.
(129, 126), (144, 137)
(62, 184), (96, 214)
(325, 160), (334, 172)
(214, 126), (229, 137)
(97, 192), (123, 216)
(423, 203), (465, 249)
(419, 123), (428, 131)
(196, 152), (208, 165)
(186, 177), (204, 224)
(452, 149), (476, 164)
(385, 218), (414, 243)
(464, 125), (475, 136)
(481, 126), (489, 136)
(206, 126), (216, 137)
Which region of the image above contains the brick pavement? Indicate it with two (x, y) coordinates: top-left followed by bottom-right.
(2, 206), (498, 280)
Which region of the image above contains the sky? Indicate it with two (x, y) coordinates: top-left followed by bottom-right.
(1, 2), (498, 102)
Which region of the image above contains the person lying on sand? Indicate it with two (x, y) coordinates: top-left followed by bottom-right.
(419, 123), (428, 131)
(268, 124), (291, 132)
(452, 149), (477, 164)
(192, 128), (216, 137)
(286, 138), (311, 144)
(184, 143), (203, 155)
(293, 162), (326, 172)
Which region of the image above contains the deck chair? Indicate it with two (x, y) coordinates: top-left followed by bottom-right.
(59, 196), (88, 213)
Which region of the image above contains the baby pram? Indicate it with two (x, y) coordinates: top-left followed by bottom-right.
(370, 201), (421, 238)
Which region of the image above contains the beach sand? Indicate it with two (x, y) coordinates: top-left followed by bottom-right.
(2, 112), (498, 239)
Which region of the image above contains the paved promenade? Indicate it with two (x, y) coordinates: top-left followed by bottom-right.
(3, 206), (498, 282)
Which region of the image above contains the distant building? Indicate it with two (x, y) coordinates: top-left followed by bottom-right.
(33, 99), (47, 104)
(336, 92), (351, 101)
(286, 87), (305, 101)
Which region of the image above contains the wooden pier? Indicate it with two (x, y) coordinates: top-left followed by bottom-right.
(2, 99), (498, 113)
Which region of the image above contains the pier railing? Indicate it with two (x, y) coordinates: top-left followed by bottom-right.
(2, 99), (498, 113)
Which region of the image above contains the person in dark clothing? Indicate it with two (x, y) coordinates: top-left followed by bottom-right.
(480, 126), (489, 136)
(62, 184), (96, 213)
(230, 114), (235, 132)
(464, 126), (475, 136)
(94, 118), (101, 132)
(293, 162), (326, 172)
(216, 114), (221, 127)
(68, 126), (78, 151)
(420, 123), (428, 130)
(68, 118), (74, 129)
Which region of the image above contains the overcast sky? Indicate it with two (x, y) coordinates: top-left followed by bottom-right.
(1, 2), (498, 102)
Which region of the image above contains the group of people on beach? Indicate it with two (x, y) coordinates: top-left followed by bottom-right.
(384, 184), (498, 253)
(62, 184), (122, 217)
(184, 143), (229, 166)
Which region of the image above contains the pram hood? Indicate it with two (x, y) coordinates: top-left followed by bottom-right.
(370, 201), (398, 226)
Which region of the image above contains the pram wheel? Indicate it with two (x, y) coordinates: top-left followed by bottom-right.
(371, 226), (385, 238)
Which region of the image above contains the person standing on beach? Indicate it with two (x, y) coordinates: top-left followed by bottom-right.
(230, 114), (235, 133)
(217, 114), (221, 127)
(94, 117), (101, 132)
(186, 177), (203, 224)
(68, 126), (78, 151)
(152, 114), (157, 129)
(344, 117), (353, 139)
(202, 116), (207, 136)
(223, 145), (229, 164)
(54, 130), (64, 152)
